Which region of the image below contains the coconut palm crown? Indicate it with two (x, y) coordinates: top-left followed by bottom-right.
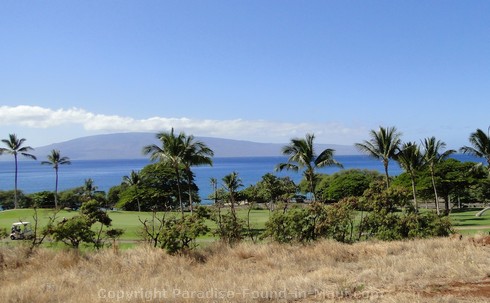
(0, 134), (37, 208)
(276, 133), (342, 202)
(41, 149), (71, 209)
(355, 126), (402, 189)
(460, 127), (490, 170)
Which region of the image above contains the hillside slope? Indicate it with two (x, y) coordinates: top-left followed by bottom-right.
(32, 132), (359, 160)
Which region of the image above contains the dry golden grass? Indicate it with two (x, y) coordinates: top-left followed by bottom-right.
(1, 237), (489, 303)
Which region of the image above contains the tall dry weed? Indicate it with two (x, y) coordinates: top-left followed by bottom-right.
(0, 237), (489, 302)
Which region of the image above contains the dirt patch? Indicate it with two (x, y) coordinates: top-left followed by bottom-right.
(421, 279), (490, 298)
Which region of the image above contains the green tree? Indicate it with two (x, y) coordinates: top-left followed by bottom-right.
(0, 190), (29, 209)
(0, 134), (37, 208)
(394, 142), (425, 210)
(143, 128), (188, 217)
(50, 216), (95, 248)
(116, 163), (183, 211)
(41, 149), (71, 209)
(122, 170), (142, 212)
(432, 159), (487, 214)
(80, 199), (112, 249)
(210, 177), (218, 205)
(82, 178), (98, 201)
(317, 169), (382, 202)
(211, 172), (245, 245)
(255, 173), (297, 211)
(222, 171), (243, 217)
(181, 135), (214, 213)
(276, 133), (342, 201)
(460, 127), (490, 170)
(421, 137), (456, 215)
(355, 126), (402, 189)
(28, 191), (56, 208)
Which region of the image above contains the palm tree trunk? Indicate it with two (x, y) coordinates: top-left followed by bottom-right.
(136, 188), (141, 212)
(411, 176), (418, 210)
(383, 161), (390, 189)
(430, 170), (440, 215)
(14, 154), (18, 209)
(307, 167), (316, 202)
(187, 173), (193, 214)
(230, 193), (236, 218)
(175, 168), (184, 218)
(55, 168), (59, 209)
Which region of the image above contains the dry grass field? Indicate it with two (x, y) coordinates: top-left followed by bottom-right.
(1, 236), (490, 303)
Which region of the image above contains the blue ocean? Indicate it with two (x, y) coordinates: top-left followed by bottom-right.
(0, 155), (483, 203)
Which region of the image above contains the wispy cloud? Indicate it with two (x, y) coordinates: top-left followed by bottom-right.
(0, 105), (366, 144)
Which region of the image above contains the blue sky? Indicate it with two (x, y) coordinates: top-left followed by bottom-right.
(1, 1), (489, 150)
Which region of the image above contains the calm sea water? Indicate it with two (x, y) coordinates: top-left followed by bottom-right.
(0, 155), (483, 202)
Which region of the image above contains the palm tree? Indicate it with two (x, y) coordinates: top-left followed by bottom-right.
(460, 127), (490, 170)
(222, 171), (243, 217)
(421, 137), (455, 215)
(122, 170), (142, 212)
(82, 178), (98, 201)
(0, 134), (37, 208)
(355, 126), (402, 189)
(143, 128), (187, 217)
(276, 133), (343, 202)
(41, 149), (71, 209)
(210, 177), (218, 205)
(394, 142), (425, 210)
(181, 135), (214, 213)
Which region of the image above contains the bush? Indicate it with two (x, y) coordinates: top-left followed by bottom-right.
(139, 211), (209, 254)
(263, 206), (315, 243)
(361, 210), (452, 241)
(212, 212), (246, 246)
(159, 214), (209, 254)
(263, 200), (358, 244)
(0, 227), (8, 239)
(49, 216), (95, 248)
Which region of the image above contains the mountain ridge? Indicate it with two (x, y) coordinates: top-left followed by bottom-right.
(30, 132), (360, 160)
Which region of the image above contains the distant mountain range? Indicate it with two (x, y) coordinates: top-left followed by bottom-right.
(31, 132), (360, 160)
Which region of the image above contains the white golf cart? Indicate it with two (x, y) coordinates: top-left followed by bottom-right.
(10, 222), (34, 240)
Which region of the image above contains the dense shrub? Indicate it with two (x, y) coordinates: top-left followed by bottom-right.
(263, 200), (356, 244)
(159, 214), (210, 254)
(263, 206), (315, 243)
(212, 211), (246, 246)
(359, 181), (452, 240)
(317, 169), (382, 202)
(49, 200), (113, 249)
(28, 191), (56, 208)
(139, 210), (209, 254)
(50, 216), (95, 248)
(361, 210), (452, 241)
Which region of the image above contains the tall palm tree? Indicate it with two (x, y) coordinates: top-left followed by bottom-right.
(143, 128), (187, 217)
(276, 133), (343, 202)
(355, 126), (402, 189)
(181, 135), (214, 213)
(0, 134), (37, 208)
(222, 171), (243, 217)
(41, 149), (71, 209)
(394, 142), (425, 210)
(122, 170), (142, 212)
(210, 177), (218, 205)
(421, 137), (455, 215)
(460, 127), (490, 170)
(82, 178), (98, 201)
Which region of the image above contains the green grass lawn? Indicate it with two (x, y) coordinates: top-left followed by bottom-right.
(1, 206), (489, 245)
(0, 207), (273, 242)
(447, 207), (490, 235)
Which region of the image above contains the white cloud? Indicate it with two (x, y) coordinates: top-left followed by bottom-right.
(0, 105), (367, 144)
